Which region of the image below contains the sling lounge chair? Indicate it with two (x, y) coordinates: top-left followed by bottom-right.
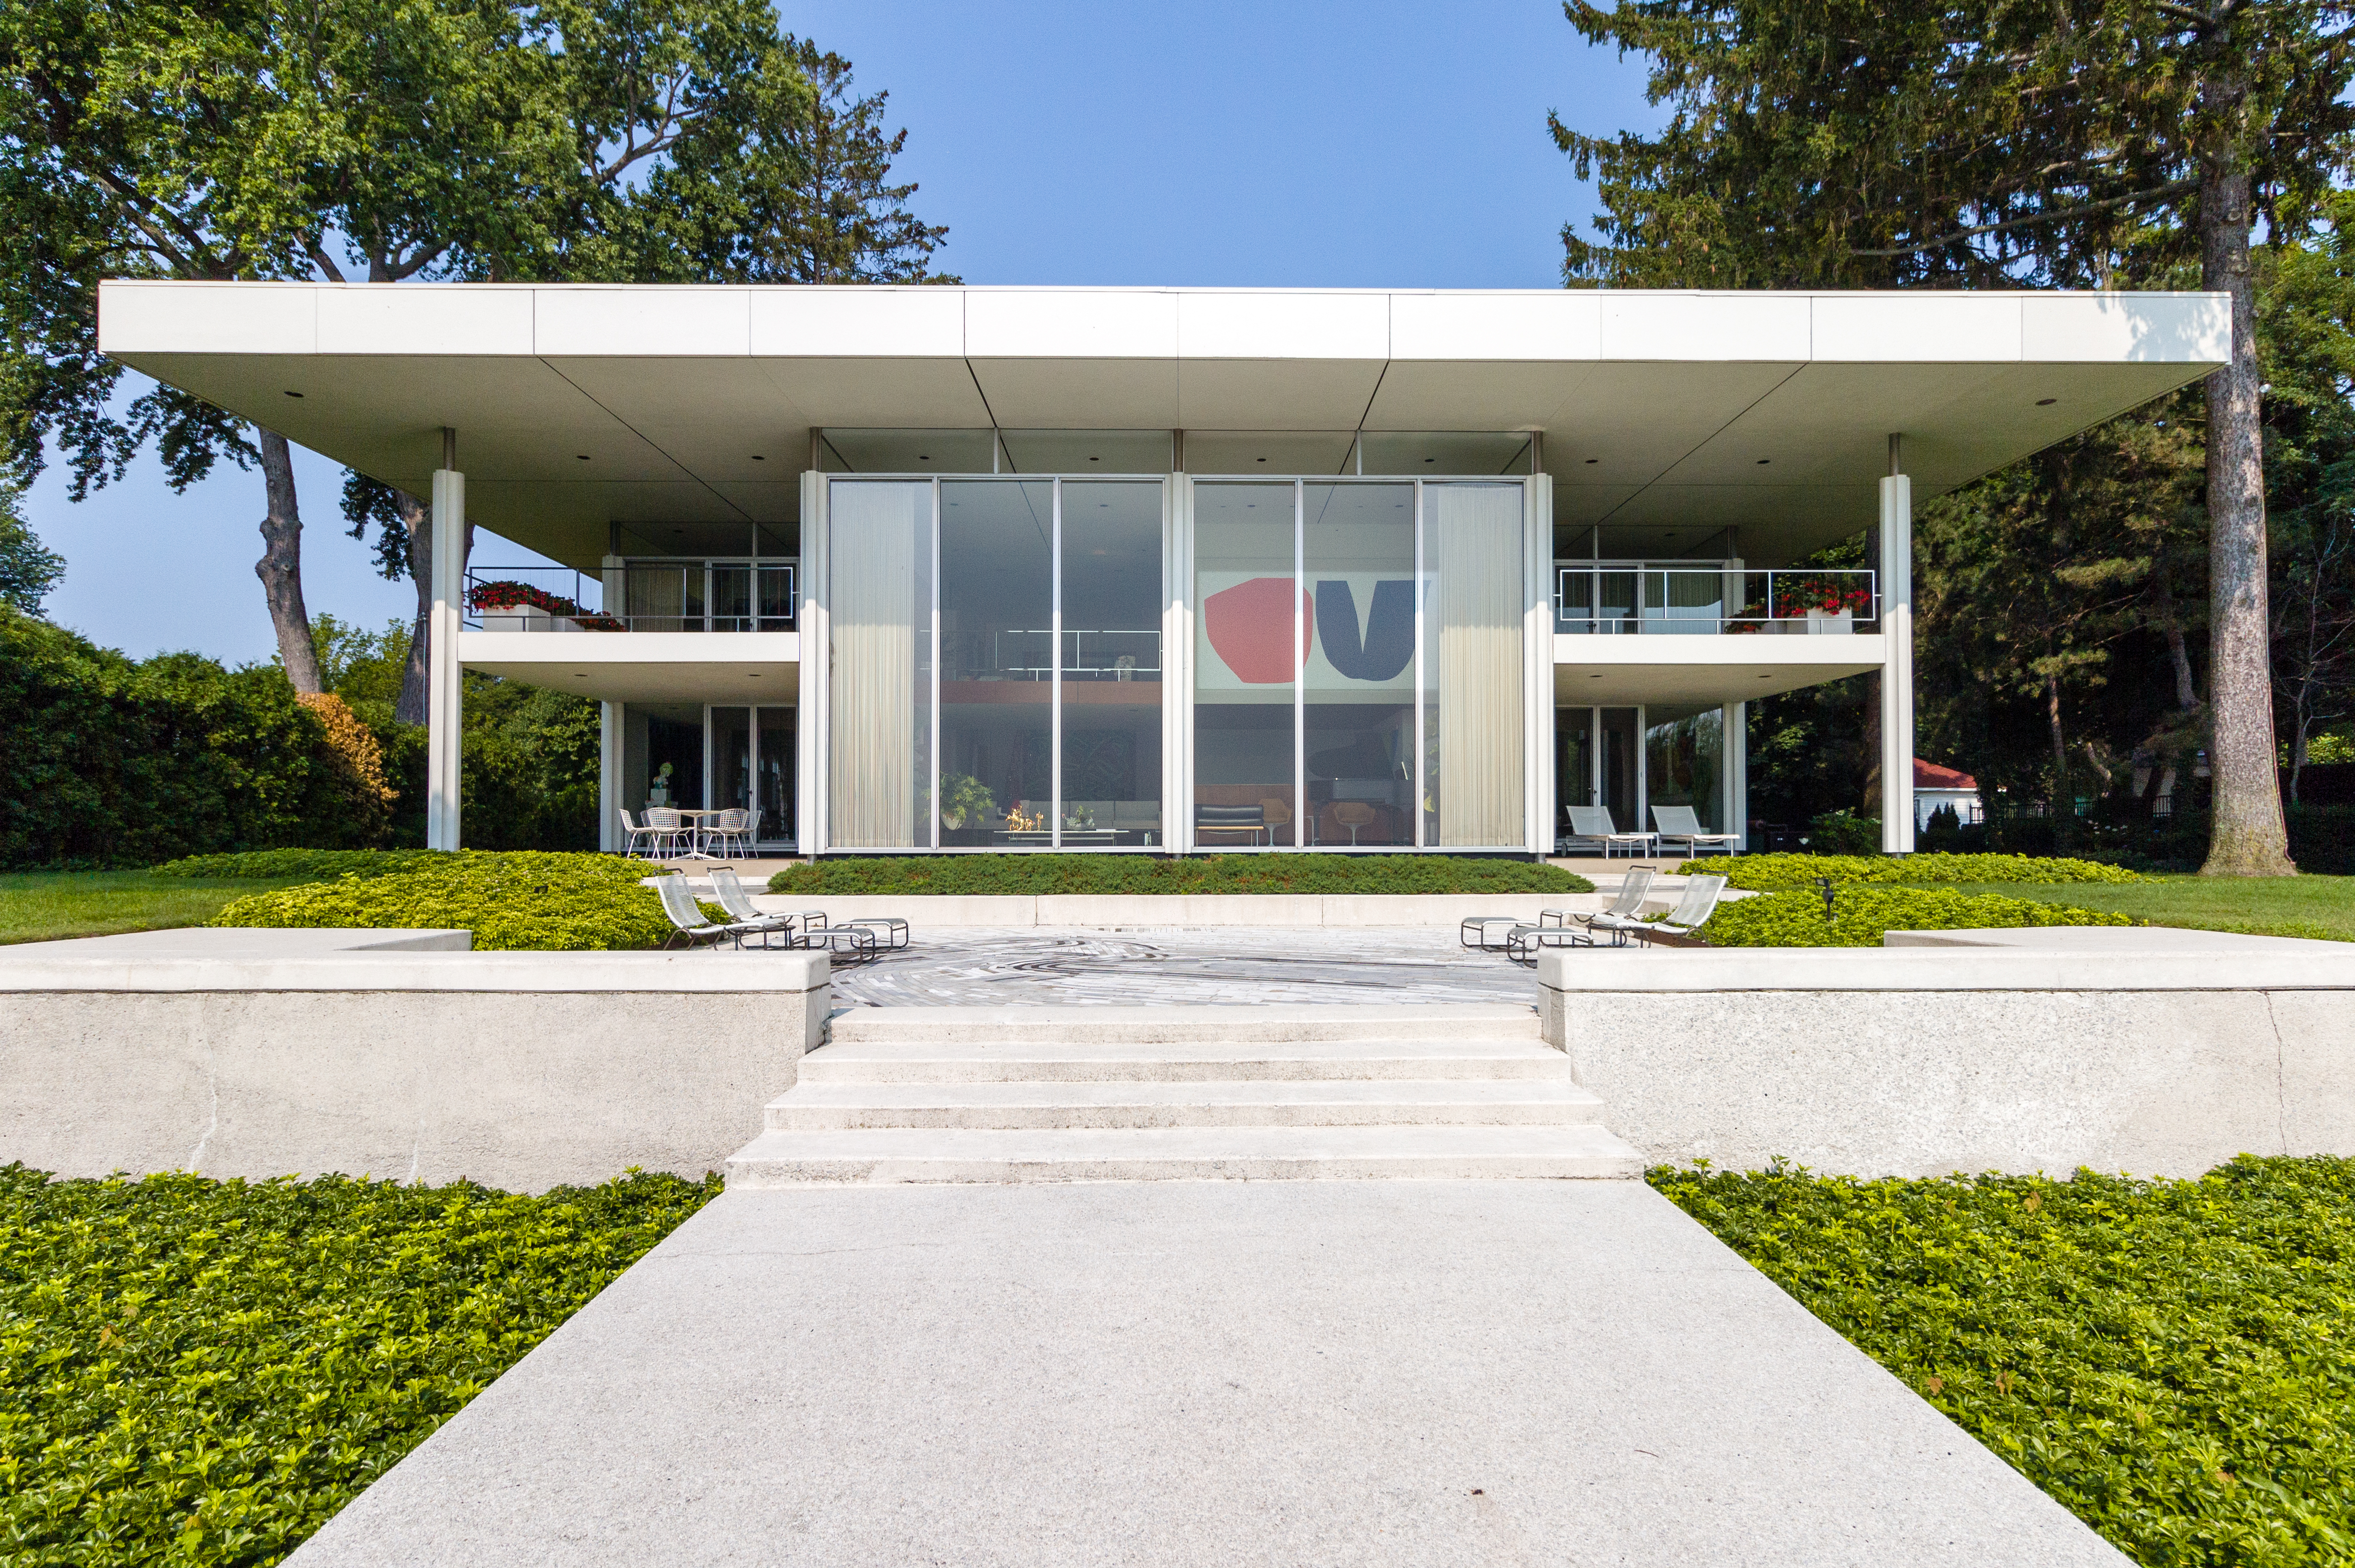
(1594, 873), (1728, 945)
(1540, 865), (1655, 937)
(654, 872), (766, 950)
(1652, 804), (1740, 859)
(1565, 804), (1655, 859)
(708, 867), (796, 947)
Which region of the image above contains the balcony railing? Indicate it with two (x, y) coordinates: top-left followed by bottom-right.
(465, 562), (798, 632)
(1555, 563), (1878, 634)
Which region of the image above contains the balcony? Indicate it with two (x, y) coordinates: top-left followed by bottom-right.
(1556, 562), (1878, 635)
(465, 561), (797, 632)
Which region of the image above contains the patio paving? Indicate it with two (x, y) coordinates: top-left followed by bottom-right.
(807, 926), (1544, 1007)
(284, 1180), (2130, 1568)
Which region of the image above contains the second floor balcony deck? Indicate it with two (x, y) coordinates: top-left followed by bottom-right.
(1557, 562), (1878, 636)
(466, 561), (797, 633)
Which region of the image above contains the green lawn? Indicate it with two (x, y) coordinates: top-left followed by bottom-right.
(0, 870), (309, 946)
(1933, 873), (2355, 942)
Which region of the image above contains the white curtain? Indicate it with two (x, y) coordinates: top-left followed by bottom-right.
(829, 482), (927, 847)
(1434, 485), (1524, 846)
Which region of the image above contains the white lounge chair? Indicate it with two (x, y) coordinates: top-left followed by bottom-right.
(1540, 866), (1655, 938)
(708, 867), (796, 947)
(1652, 804), (1740, 858)
(653, 873), (766, 950)
(1564, 804), (1655, 859)
(1594, 873), (1728, 945)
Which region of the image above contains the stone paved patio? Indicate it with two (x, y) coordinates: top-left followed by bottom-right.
(805, 926), (1545, 1007)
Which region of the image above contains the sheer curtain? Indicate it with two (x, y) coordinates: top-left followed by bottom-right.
(829, 481), (929, 848)
(1433, 485), (1524, 846)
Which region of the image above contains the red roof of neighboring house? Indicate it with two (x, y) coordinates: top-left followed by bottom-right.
(1915, 758), (1978, 791)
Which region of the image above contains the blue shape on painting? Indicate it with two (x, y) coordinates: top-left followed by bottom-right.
(1314, 580), (1415, 682)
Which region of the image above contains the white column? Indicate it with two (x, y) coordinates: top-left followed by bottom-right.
(797, 468), (827, 857)
(1722, 700), (1748, 849)
(1525, 473), (1556, 856)
(598, 701), (620, 851)
(1879, 454), (1915, 853)
(426, 458), (466, 851)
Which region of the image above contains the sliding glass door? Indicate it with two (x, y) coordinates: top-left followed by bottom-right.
(1193, 478), (1525, 851)
(829, 475), (1165, 850)
(710, 705), (797, 847)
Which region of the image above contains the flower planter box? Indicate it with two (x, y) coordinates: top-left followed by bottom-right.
(1770, 609), (1855, 634)
(479, 604), (555, 632)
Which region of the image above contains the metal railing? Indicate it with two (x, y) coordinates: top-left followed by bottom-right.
(465, 562), (797, 632)
(985, 629), (1164, 679)
(1555, 564), (1877, 634)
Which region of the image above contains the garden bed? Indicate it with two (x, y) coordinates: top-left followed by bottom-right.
(0, 1166), (717, 1566)
(1655, 1156), (2355, 1566)
(1697, 885), (2135, 947)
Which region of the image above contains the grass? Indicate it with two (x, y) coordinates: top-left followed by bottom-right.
(1653, 1157), (2355, 1567)
(1929, 873), (2355, 942)
(0, 870), (310, 946)
(0, 1166), (718, 1567)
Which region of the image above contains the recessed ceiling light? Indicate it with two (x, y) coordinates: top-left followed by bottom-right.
(284, 390), (304, 399)
(1756, 458), (1771, 465)
(1256, 457), (1267, 463)
(747, 673), (761, 678)
(1584, 458), (1598, 465)
(917, 455), (929, 461)
(574, 673), (587, 678)
(751, 454), (765, 461)
(2036, 398), (2057, 406)
(576, 454), (590, 461)
(1089, 456), (1100, 462)
(1424, 457), (1436, 463)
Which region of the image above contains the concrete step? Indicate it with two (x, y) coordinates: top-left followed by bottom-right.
(767, 1078), (1608, 1131)
(724, 1124), (1645, 1186)
(825, 1003), (1544, 1047)
(794, 1036), (1579, 1084)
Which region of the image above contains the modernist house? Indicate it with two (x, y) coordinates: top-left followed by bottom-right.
(98, 282), (2226, 858)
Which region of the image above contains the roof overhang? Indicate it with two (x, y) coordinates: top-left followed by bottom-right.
(458, 630), (798, 704)
(100, 282), (2227, 570)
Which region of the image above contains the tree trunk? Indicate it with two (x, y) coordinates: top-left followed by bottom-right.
(255, 429), (323, 694)
(394, 488), (431, 725)
(2196, 133), (2295, 874)
(2046, 672), (2071, 849)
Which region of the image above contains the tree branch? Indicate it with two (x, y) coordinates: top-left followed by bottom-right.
(1851, 179), (2198, 257)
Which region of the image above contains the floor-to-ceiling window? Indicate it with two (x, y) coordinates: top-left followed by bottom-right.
(830, 474), (1164, 850)
(1644, 703), (1725, 833)
(1192, 478), (1526, 851)
(1193, 484), (1300, 847)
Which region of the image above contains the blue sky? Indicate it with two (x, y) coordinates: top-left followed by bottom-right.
(21, 0), (1655, 662)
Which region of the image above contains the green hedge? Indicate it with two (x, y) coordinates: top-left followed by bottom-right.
(153, 848), (446, 881)
(1653, 1157), (2355, 1566)
(0, 609), (391, 869)
(1684, 851), (2145, 891)
(210, 852), (678, 951)
(0, 1164), (716, 1567)
(768, 853), (1593, 896)
(1700, 885), (2135, 947)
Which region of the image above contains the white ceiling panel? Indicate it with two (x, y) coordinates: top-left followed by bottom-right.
(1360, 362), (1597, 431)
(1179, 360), (1384, 429)
(968, 358), (1182, 427)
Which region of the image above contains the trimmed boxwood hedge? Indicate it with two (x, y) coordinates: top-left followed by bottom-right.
(154, 848), (447, 882)
(1700, 885), (2135, 946)
(208, 851), (680, 951)
(767, 853), (1593, 897)
(1684, 851), (2145, 891)
(0, 1165), (719, 1568)
(1653, 1157), (2355, 1566)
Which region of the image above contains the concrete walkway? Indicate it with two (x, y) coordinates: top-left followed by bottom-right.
(288, 1181), (2126, 1567)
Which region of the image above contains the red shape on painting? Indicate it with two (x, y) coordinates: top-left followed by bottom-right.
(1203, 578), (1314, 683)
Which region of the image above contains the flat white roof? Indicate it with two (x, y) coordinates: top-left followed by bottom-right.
(100, 282), (2226, 569)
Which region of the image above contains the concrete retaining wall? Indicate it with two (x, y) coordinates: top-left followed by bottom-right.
(0, 934), (829, 1192)
(1536, 936), (2355, 1177)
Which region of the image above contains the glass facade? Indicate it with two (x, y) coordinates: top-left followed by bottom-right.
(1192, 483), (1298, 847)
(1304, 484), (1414, 847)
(1645, 704), (1726, 833)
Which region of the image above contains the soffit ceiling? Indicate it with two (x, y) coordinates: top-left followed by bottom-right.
(103, 283), (2223, 573)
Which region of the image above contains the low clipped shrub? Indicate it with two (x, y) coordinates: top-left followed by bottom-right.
(1699, 885), (2134, 947)
(768, 853), (1593, 896)
(210, 851), (674, 950)
(1685, 851), (2144, 891)
(154, 847), (446, 881)
(1653, 1157), (2355, 1566)
(0, 1165), (716, 1567)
